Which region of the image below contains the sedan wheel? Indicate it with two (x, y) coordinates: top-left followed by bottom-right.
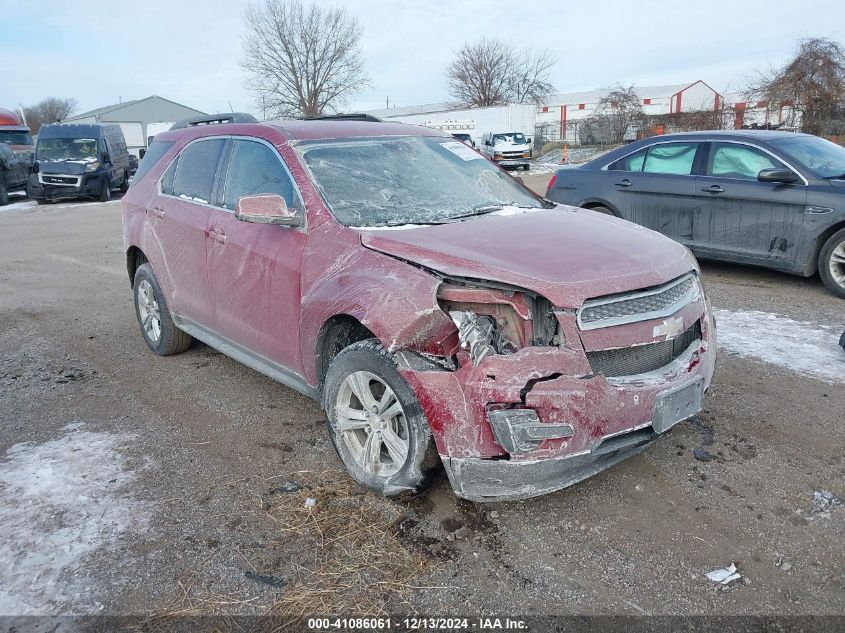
(828, 241), (845, 286)
(819, 228), (845, 299)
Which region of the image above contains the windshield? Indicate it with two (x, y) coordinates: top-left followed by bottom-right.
(298, 135), (543, 227)
(0, 130), (34, 146)
(36, 138), (99, 162)
(770, 135), (845, 179)
(492, 133), (526, 145)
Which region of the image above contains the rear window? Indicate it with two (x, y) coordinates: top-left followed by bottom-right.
(133, 140), (173, 183)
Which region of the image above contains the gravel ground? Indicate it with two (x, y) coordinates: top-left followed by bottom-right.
(0, 197), (843, 623)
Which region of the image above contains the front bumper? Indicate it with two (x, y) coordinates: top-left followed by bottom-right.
(494, 158), (530, 167)
(443, 427), (658, 502)
(28, 173), (103, 201)
(398, 300), (716, 502)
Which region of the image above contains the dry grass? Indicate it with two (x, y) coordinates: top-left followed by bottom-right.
(264, 470), (431, 626)
(136, 470), (440, 631)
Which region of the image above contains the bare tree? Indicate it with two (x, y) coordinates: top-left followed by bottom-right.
(23, 97), (78, 134)
(241, 0), (369, 118)
(586, 85), (644, 144)
(747, 37), (845, 135)
(508, 48), (557, 104)
(447, 38), (556, 107)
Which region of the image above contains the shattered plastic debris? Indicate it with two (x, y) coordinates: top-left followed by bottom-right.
(706, 564), (742, 585)
(304, 497), (317, 508)
(809, 490), (841, 519)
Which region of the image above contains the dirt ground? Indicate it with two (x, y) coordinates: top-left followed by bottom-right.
(0, 193), (843, 624)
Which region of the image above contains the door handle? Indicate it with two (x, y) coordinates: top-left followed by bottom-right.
(210, 230), (228, 245)
(701, 184), (724, 193)
(614, 179), (633, 187)
(152, 206), (166, 218)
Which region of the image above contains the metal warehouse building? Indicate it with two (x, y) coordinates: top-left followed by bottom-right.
(64, 96), (206, 156)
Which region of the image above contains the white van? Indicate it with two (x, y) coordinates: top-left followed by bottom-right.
(480, 132), (532, 170)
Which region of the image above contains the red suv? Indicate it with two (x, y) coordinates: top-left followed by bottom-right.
(122, 115), (716, 502)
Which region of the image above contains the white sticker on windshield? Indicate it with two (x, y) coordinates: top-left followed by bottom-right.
(440, 141), (484, 161)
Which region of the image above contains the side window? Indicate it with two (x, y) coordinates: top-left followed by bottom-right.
(221, 139), (301, 211)
(612, 147), (647, 171)
(160, 156), (178, 196)
(171, 138), (226, 203)
(642, 143), (698, 175)
(707, 143), (786, 180)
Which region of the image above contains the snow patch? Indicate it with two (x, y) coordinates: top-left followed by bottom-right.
(715, 309), (845, 384)
(0, 424), (149, 615)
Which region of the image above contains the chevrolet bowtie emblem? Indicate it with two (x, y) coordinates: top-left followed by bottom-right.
(653, 316), (684, 339)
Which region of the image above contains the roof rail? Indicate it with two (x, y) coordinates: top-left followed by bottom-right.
(170, 112), (258, 130)
(302, 113), (383, 122)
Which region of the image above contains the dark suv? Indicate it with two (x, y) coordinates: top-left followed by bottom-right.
(547, 130), (845, 298)
(123, 115), (715, 502)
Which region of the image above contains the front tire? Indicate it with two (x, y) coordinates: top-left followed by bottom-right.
(99, 177), (111, 202)
(323, 340), (440, 497)
(133, 263), (192, 355)
(819, 228), (845, 299)
(0, 181), (8, 206)
(586, 204), (614, 216)
(119, 170), (129, 193)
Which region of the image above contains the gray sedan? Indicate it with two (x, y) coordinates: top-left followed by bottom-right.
(546, 130), (845, 298)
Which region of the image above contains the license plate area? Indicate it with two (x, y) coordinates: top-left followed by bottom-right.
(652, 377), (704, 434)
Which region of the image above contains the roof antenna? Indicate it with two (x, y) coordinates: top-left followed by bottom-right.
(228, 101), (234, 112)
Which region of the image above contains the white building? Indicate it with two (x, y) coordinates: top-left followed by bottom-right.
(366, 81), (723, 146)
(65, 96), (206, 156)
(536, 81), (723, 143)
(365, 102), (536, 147)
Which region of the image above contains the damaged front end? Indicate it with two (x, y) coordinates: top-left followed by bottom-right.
(395, 272), (716, 502)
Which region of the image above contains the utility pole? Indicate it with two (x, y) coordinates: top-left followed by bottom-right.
(386, 96), (389, 109)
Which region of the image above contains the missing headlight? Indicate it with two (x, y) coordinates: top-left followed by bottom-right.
(449, 311), (516, 366)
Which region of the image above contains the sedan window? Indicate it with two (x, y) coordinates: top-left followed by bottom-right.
(642, 143), (698, 175)
(707, 143), (785, 180)
(221, 140), (301, 211)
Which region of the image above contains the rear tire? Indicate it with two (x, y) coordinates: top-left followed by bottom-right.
(133, 263), (192, 355)
(818, 228), (845, 299)
(119, 170), (129, 193)
(323, 339), (440, 497)
(0, 181), (8, 206)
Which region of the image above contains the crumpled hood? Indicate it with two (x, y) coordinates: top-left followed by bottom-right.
(359, 207), (694, 308)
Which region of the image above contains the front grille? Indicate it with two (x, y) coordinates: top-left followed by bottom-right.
(41, 174), (79, 186)
(587, 321), (701, 377)
(579, 273), (697, 330)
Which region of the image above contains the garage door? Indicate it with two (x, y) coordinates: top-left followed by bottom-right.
(117, 122), (144, 149)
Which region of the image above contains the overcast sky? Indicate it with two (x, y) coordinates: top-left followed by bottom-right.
(1, 0), (842, 117)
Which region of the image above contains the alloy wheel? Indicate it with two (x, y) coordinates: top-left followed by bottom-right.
(334, 371), (410, 477)
(137, 279), (162, 342)
(829, 240), (845, 288)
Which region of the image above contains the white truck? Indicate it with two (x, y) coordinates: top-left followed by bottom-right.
(479, 131), (533, 170)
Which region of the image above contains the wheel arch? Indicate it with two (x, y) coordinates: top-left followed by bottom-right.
(804, 219), (845, 277)
(579, 198), (621, 217)
(314, 314), (376, 393)
(126, 246), (148, 287)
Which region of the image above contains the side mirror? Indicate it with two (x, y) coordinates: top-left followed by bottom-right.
(527, 138), (532, 144)
(102, 152), (111, 164)
(32, 161), (40, 174)
(758, 168), (799, 184)
(138, 149), (146, 159)
(234, 194), (301, 227)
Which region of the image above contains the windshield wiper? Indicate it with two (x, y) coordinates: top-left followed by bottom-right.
(445, 204), (504, 222)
